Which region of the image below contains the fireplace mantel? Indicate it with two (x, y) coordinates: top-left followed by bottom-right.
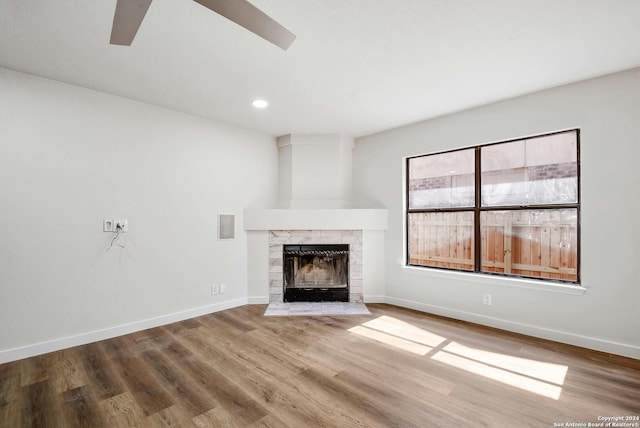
(244, 208), (387, 231)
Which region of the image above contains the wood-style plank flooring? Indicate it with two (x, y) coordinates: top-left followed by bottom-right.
(1, 304), (638, 427)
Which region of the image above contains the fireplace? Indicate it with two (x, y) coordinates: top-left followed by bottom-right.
(267, 230), (363, 303)
(283, 244), (349, 302)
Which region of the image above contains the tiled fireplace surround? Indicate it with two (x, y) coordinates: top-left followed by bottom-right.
(269, 230), (363, 303)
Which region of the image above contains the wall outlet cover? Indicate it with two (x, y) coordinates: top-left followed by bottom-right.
(114, 219), (128, 232)
(103, 219), (114, 232)
(483, 294), (492, 306)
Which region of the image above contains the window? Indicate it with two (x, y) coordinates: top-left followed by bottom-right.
(406, 130), (579, 283)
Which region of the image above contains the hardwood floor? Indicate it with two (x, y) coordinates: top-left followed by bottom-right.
(1, 304), (638, 427)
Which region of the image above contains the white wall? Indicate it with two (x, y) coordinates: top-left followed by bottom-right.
(353, 67), (640, 358)
(362, 230), (386, 302)
(277, 136), (293, 203)
(246, 231), (270, 303)
(277, 134), (353, 208)
(0, 68), (278, 362)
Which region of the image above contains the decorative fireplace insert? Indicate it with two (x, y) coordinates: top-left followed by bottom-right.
(283, 244), (349, 302)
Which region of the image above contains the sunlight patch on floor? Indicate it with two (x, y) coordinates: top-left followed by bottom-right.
(441, 342), (568, 386)
(431, 350), (564, 400)
(359, 315), (447, 348)
(348, 315), (568, 400)
(349, 325), (433, 355)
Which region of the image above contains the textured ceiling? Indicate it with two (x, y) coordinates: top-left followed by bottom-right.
(1, 0), (639, 137)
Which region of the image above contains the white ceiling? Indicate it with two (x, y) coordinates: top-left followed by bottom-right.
(1, 0), (639, 138)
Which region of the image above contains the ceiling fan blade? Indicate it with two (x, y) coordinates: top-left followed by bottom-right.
(110, 0), (153, 46)
(193, 0), (296, 50)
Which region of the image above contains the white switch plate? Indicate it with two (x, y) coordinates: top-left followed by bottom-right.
(211, 284), (220, 295)
(103, 219), (114, 232)
(220, 283), (226, 294)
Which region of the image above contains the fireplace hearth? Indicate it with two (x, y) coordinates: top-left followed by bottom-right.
(283, 244), (349, 302)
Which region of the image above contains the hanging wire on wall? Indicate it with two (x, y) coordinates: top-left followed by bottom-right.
(107, 224), (126, 252)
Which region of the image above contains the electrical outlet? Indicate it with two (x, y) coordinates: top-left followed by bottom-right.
(219, 283), (226, 294)
(114, 219), (128, 232)
(483, 293), (492, 306)
(211, 284), (220, 295)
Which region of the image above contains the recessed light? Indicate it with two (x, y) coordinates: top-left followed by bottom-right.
(252, 99), (269, 109)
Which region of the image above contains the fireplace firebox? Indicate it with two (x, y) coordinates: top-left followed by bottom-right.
(283, 244), (349, 302)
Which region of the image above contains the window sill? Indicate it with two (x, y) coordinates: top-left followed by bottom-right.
(399, 265), (587, 295)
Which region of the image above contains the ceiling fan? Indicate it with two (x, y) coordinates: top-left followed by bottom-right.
(110, 0), (296, 50)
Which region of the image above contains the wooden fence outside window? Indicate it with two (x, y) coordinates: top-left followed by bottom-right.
(408, 210), (578, 282)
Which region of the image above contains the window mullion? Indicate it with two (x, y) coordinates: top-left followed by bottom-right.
(474, 147), (481, 273)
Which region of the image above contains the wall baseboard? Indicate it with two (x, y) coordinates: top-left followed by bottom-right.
(0, 298), (248, 364)
(364, 295), (386, 304)
(384, 296), (639, 360)
(3, 295), (637, 363)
